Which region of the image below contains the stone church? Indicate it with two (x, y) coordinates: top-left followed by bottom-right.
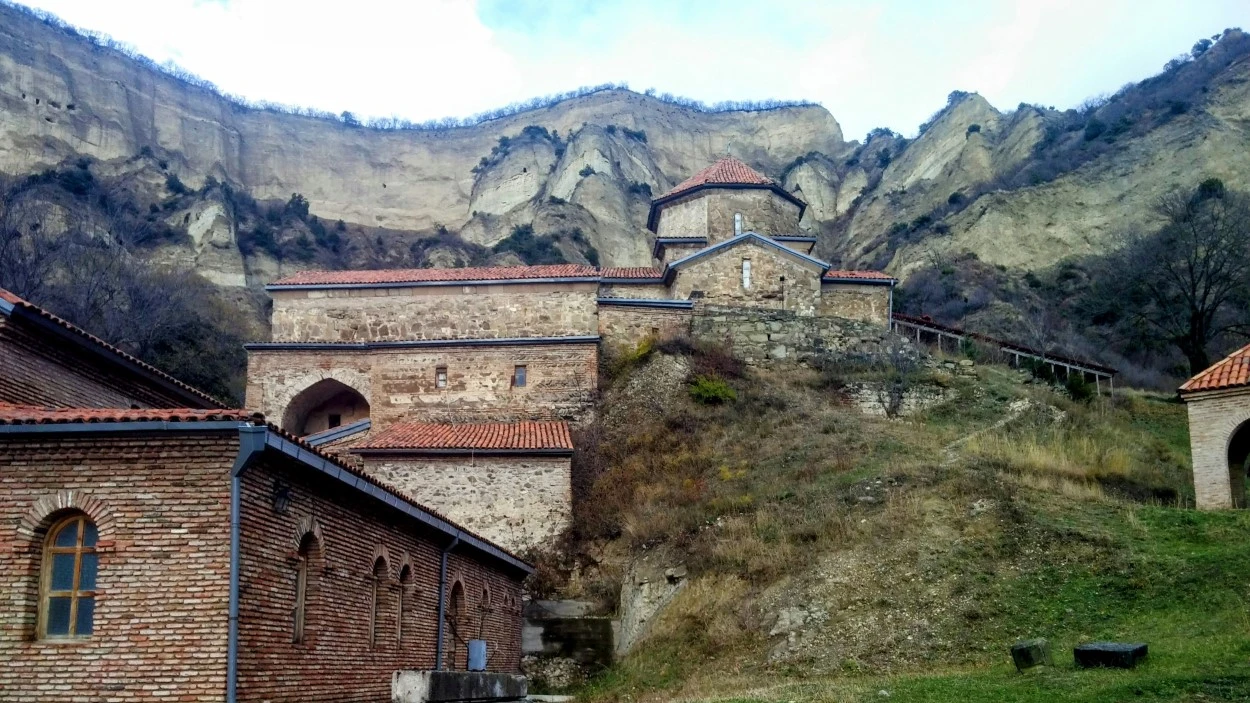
(245, 157), (896, 551)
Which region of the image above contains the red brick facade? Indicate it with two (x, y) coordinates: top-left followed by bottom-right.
(0, 425), (528, 703)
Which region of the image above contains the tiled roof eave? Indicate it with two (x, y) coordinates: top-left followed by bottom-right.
(353, 446), (575, 456)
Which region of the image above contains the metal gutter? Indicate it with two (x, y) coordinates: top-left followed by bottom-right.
(601, 277), (667, 285)
(267, 276), (600, 292)
(244, 335), (600, 352)
(434, 536), (460, 670)
(596, 298), (694, 310)
(303, 418), (371, 447)
(0, 296), (14, 316)
(227, 426), (268, 703)
(651, 237), (707, 258)
(667, 232), (831, 272)
(821, 277), (896, 286)
(259, 431), (532, 574)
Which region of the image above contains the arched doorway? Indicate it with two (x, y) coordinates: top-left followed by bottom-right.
(1227, 419), (1250, 509)
(281, 379), (370, 436)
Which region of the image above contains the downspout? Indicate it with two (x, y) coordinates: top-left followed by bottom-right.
(434, 536), (461, 670)
(228, 425), (269, 703)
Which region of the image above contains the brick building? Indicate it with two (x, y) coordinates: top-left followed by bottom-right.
(0, 290), (531, 702)
(1181, 343), (1250, 509)
(244, 157), (897, 551)
(0, 289), (224, 409)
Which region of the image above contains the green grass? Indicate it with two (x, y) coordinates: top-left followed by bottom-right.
(566, 350), (1245, 703)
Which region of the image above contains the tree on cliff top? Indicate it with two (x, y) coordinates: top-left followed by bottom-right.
(1092, 180), (1250, 374)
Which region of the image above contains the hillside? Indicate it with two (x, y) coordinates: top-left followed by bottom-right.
(558, 341), (1249, 702)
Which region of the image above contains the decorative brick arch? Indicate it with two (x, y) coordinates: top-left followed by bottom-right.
(294, 515), (326, 561)
(272, 369), (371, 433)
(1185, 389), (1250, 509)
(16, 490), (116, 553)
(369, 544), (393, 581)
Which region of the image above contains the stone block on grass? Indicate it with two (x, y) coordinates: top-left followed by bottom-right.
(1074, 641), (1148, 669)
(1010, 638), (1052, 671)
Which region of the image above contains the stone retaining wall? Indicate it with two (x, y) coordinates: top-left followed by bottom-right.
(691, 305), (890, 364)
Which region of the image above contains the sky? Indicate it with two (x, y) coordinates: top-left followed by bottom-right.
(15, 0), (1249, 140)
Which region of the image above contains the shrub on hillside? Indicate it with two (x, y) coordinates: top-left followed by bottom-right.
(689, 375), (737, 404)
(579, 165), (596, 177)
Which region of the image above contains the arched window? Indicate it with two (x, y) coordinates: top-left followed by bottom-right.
(369, 557), (388, 649)
(41, 514), (98, 638)
(447, 581), (465, 668)
(397, 565), (412, 646)
(293, 533), (317, 643)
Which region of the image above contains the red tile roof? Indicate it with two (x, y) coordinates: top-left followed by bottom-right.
(0, 403), (257, 425)
(661, 157), (775, 199)
(822, 269), (897, 282)
(601, 267), (666, 280)
(0, 288), (226, 408)
(354, 421), (573, 452)
(1180, 343), (1250, 394)
(270, 264), (599, 287)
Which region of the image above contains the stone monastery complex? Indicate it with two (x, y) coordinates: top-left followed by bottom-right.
(246, 157), (897, 552)
(0, 155), (1249, 702)
(0, 157), (897, 703)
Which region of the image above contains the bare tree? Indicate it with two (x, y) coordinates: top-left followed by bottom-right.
(1101, 181), (1250, 374)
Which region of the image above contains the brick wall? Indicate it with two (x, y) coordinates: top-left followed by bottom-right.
(0, 432), (237, 702)
(670, 240), (824, 316)
(818, 283), (892, 326)
(1184, 390), (1250, 509)
(247, 342), (598, 432)
(598, 306), (692, 347)
(356, 455), (571, 553)
(237, 453), (526, 703)
(0, 317), (200, 409)
(270, 283), (598, 343)
(691, 305), (890, 364)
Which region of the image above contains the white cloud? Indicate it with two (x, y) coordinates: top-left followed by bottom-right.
(16, 0), (1250, 140)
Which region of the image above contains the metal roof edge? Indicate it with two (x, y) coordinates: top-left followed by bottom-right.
(667, 232), (831, 271)
(260, 431), (533, 574)
(822, 277), (896, 286)
(267, 276), (601, 291)
(597, 298), (694, 309)
(303, 418), (372, 447)
(0, 420), (247, 435)
(245, 335), (602, 352)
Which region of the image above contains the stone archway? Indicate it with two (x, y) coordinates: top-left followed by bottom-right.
(1227, 419), (1250, 509)
(280, 378), (371, 436)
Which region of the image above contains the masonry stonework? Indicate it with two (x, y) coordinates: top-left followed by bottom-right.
(692, 305), (891, 364)
(247, 343), (598, 431)
(598, 306), (693, 346)
(655, 190), (801, 244)
(818, 283), (892, 326)
(358, 455), (571, 554)
(1183, 390), (1250, 509)
(671, 240), (824, 315)
(271, 283), (599, 343)
(598, 282), (672, 299)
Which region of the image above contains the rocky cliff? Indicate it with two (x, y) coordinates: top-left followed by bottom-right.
(1, 1), (1247, 296)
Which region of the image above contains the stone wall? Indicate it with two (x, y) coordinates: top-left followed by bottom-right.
(654, 193), (708, 238)
(598, 306), (692, 347)
(270, 282), (599, 343)
(655, 190), (801, 244)
(247, 341), (599, 432)
(599, 282), (672, 299)
(1184, 389), (1250, 509)
(819, 283), (892, 327)
(705, 190), (802, 244)
(691, 305), (890, 364)
(658, 241), (707, 265)
(671, 240), (824, 316)
(358, 455), (571, 554)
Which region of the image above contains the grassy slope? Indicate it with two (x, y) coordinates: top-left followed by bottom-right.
(571, 346), (1250, 702)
